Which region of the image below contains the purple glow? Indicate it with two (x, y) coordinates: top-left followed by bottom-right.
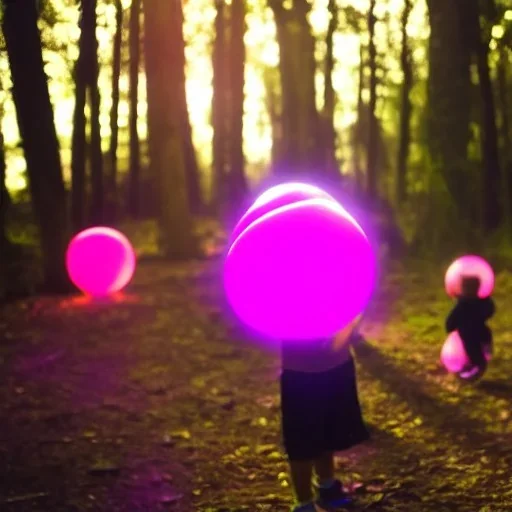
(440, 331), (492, 373)
(224, 197), (376, 341)
(66, 227), (136, 297)
(230, 182), (336, 245)
(445, 255), (494, 298)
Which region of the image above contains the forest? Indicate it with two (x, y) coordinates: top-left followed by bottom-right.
(0, 0), (510, 296)
(1, 1), (512, 511)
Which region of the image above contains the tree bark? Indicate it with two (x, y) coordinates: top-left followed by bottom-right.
(396, 0), (412, 204)
(466, 1), (502, 231)
(269, 0), (321, 175)
(0, 126), (8, 251)
(322, 0), (339, 179)
(212, 0), (228, 210)
(227, 0), (248, 206)
(143, 0), (196, 258)
(71, 4), (88, 233)
(108, 0), (123, 216)
(127, 0), (141, 217)
(352, 42), (365, 193)
(425, 0), (472, 218)
(86, 0), (104, 225)
(175, 0), (202, 214)
(497, 45), (512, 229)
(366, 0), (378, 198)
(2, 0), (71, 292)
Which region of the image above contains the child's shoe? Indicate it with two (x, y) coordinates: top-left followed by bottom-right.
(316, 479), (352, 509)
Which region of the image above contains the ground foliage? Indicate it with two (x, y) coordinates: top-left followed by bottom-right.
(0, 249), (512, 511)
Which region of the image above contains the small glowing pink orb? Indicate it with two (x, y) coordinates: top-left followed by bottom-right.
(445, 255), (494, 298)
(440, 331), (492, 373)
(230, 182), (336, 245)
(224, 197), (376, 341)
(66, 227), (136, 297)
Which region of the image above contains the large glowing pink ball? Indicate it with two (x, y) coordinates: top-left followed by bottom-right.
(66, 227), (136, 297)
(445, 255), (494, 298)
(230, 182), (336, 245)
(440, 331), (492, 373)
(224, 197), (376, 341)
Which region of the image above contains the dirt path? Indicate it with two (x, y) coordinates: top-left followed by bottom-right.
(0, 259), (511, 511)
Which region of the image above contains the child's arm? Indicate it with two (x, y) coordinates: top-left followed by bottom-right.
(482, 297), (495, 320)
(445, 304), (460, 332)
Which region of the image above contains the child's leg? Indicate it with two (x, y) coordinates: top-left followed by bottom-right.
(314, 451), (335, 485)
(289, 459), (314, 504)
(462, 336), (486, 367)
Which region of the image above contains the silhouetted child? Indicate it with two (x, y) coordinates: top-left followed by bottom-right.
(280, 318), (369, 512)
(445, 275), (495, 379)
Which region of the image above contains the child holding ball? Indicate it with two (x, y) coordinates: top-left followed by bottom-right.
(445, 275), (495, 379)
(280, 316), (369, 512)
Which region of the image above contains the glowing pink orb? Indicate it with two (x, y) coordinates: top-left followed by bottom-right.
(230, 182), (336, 245)
(66, 227), (136, 297)
(440, 331), (492, 373)
(224, 197), (376, 341)
(445, 255), (494, 298)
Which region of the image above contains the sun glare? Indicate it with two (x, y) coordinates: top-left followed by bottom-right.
(1, 0), (429, 193)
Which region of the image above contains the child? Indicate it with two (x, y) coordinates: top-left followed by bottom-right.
(280, 317), (369, 512)
(445, 275), (495, 379)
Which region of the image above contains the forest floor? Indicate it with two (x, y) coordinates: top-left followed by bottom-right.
(1, 224), (512, 511)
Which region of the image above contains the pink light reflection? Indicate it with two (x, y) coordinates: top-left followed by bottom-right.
(224, 197), (376, 341)
(230, 182), (337, 245)
(66, 226), (136, 297)
(445, 255), (494, 298)
(440, 330), (492, 373)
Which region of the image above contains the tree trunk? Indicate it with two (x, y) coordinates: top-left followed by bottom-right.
(2, 0), (71, 292)
(497, 45), (512, 229)
(264, 67), (283, 174)
(108, 0), (123, 217)
(352, 42), (364, 193)
(269, 0), (321, 175)
(366, 0), (378, 199)
(0, 127), (8, 251)
(143, 0), (196, 258)
(466, 1), (502, 232)
(127, 0), (141, 217)
(227, 0), (248, 206)
(322, 0), (339, 179)
(85, 0), (104, 225)
(396, 0), (412, 204)
(175, 0), (202, 214)
(212, 0), (228, 211)
(71, 4), (88, 233)
(425, 0), (472, 219)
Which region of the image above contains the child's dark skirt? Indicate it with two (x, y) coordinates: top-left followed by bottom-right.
(280, 356), (369, 461)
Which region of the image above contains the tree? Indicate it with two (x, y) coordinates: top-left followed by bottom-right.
(425, 0), (472, 221)
(269, 0), (322, 175)
(2, 0), (70, 292)
(127, 0), (141, 217)
(396, 0), (413, 204)
(175, 0), (203, 214)
(71, 0), (104, 231)
(322, 0), (340, 179)
(143, 0), (197, 258)
(87, 0), (104, 225)
(212, 0), (228, 211)
(108, 0), (123, 217)
(227, 0), (248, 207)
(466, 1), (502, 231)
(366, 0), (378, 199)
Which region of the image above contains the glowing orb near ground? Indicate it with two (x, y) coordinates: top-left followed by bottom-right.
(224, 197), (376, 341)
(445, 255), (494, 298)
(229, 182), (335, 245)
(440, 331), (492, 374)
(66, 227), (136, 297)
